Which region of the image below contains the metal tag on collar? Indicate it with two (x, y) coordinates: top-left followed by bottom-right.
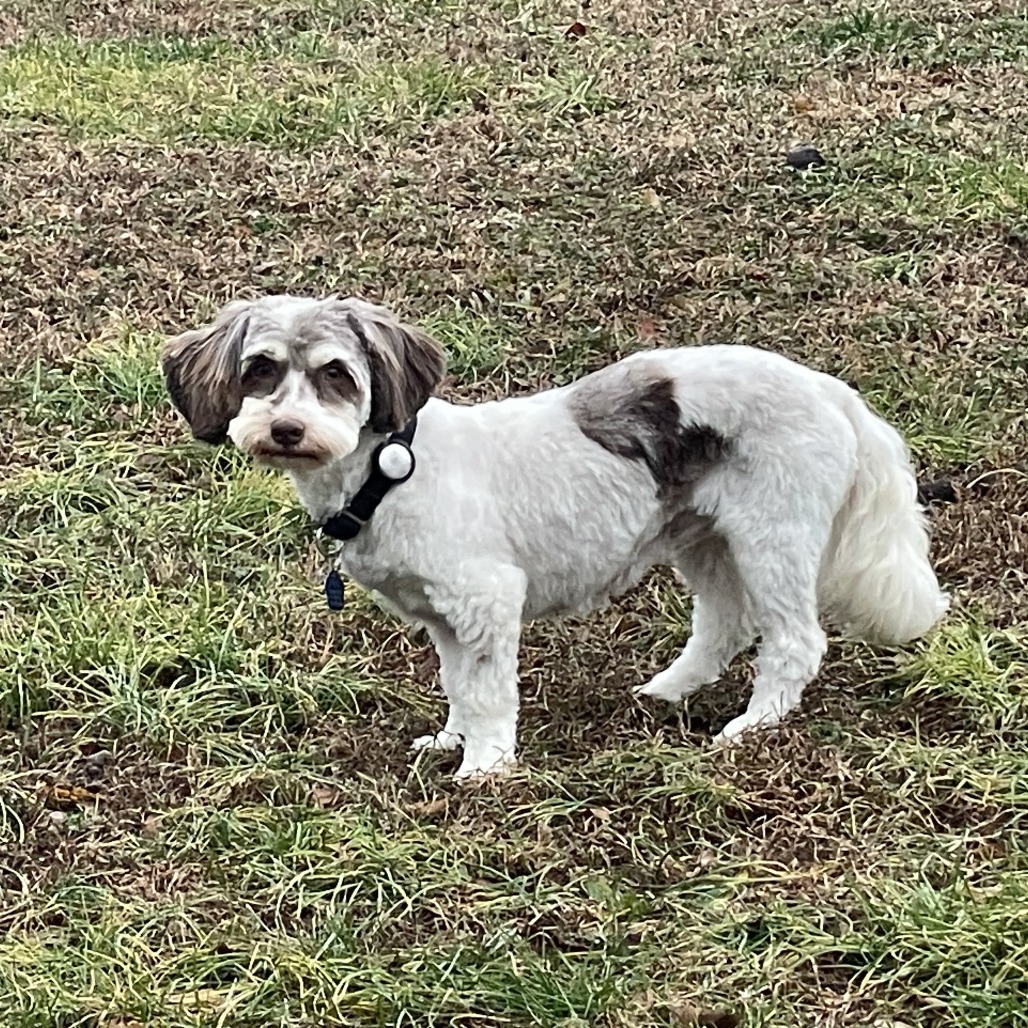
(374, 437), (415, 482)
(324, 568), (345, 611)
(315, 530), (346, 612)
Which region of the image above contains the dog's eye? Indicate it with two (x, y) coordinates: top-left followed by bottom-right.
(242, 356), (282, 397)
(314, 361), (357, 401)
(248, 357), (277, 379)
(319, 362), (356, 389)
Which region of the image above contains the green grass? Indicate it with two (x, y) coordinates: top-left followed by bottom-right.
(794, 5), (1028, 66)
(892, 619), (1028, 732)
(14, 328), (166, 433)
(0, 36), (489, 146)
(794, 150), (1028, 225)
(419, 305), (519, 383)
(1, 0), (1027, 1025)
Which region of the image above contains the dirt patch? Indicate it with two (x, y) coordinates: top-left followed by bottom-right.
(931, 468), (1028, 624)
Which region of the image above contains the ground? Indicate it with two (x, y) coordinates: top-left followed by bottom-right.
(1, 1), (1027, 1025)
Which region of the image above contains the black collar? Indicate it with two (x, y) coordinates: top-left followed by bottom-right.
(320, 418), (418, 541)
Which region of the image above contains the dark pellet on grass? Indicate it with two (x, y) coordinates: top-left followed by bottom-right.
(786, 143), (827, 170)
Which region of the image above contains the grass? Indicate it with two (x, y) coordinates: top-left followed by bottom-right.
(804, 6), (1028, 65)
(2, 0), (1027, 1025)
(0, 36), (489, 146)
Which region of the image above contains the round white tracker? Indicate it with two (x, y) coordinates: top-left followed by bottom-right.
(378, 442), (414, 480)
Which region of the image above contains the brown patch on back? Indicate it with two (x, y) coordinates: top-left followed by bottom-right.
(572, 372), (728, 492)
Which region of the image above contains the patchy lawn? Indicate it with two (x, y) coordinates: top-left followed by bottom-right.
(1, 1), (1026, 1026)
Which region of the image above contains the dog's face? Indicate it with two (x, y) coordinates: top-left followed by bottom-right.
(162, 296), (445, 468)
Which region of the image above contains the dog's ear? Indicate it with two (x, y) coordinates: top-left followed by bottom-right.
(338, 299), (446, 433)
(161, 299), (253, 444)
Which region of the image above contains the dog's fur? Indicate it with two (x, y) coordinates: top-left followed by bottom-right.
(163, 295), (949, 778)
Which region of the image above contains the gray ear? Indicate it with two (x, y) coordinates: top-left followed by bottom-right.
(161, 299), (253, 444)
(340, 299), (446, 433)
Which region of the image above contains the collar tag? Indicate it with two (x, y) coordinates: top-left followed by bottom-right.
(325, 568), (345, 611)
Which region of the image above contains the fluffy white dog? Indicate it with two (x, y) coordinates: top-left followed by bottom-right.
(163, 295), (949, 778)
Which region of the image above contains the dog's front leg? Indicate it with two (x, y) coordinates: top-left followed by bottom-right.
(422, 566), (526, 779)
(410, 626), (471, 753)
(450, 639), (520, 779)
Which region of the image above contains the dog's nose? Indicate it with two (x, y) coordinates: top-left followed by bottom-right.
(270, 419), (305, 448)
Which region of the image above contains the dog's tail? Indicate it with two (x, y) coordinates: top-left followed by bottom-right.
(818, 384), (949, 646)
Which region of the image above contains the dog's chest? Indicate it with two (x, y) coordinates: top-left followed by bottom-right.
(336, 548), (434, 621)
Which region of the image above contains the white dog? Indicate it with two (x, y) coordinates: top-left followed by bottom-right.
(163, 295), (949, 778)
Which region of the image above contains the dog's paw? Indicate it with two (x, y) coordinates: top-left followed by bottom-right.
(634, 670), (701, 703)
(454, 758), (517, 781)
(712, 710), (779, 748)
(709, 727), (742, 750)
(411, 730), (464, 753)
(454, 739), (517, 780)
(634, 674), (682, 702)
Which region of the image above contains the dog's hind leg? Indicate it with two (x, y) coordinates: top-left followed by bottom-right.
(635, 537), (754, 702)
(417, 563), (527, 779)
(712, 573), (826, 746)
(704, 465), (846, 746)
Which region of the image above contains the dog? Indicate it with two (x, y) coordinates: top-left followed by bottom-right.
(162, 294), (949, 778)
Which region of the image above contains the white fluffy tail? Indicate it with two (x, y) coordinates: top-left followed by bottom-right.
(819, 385), (949, 646)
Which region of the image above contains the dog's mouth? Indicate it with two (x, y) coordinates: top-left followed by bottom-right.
(252, 445), (326, 464)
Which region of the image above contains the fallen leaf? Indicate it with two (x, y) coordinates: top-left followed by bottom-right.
(794, 95), (814, 113)
(565, 21), (587, 38)
(141, 816), (162, 839)
(40, 783), (101, 809)
(589, 806), (613, 822)
(85, 748), (115, 770)
(638, 316), (662, 343)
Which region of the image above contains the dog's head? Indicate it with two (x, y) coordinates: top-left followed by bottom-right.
(161, 295), (446, 467)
